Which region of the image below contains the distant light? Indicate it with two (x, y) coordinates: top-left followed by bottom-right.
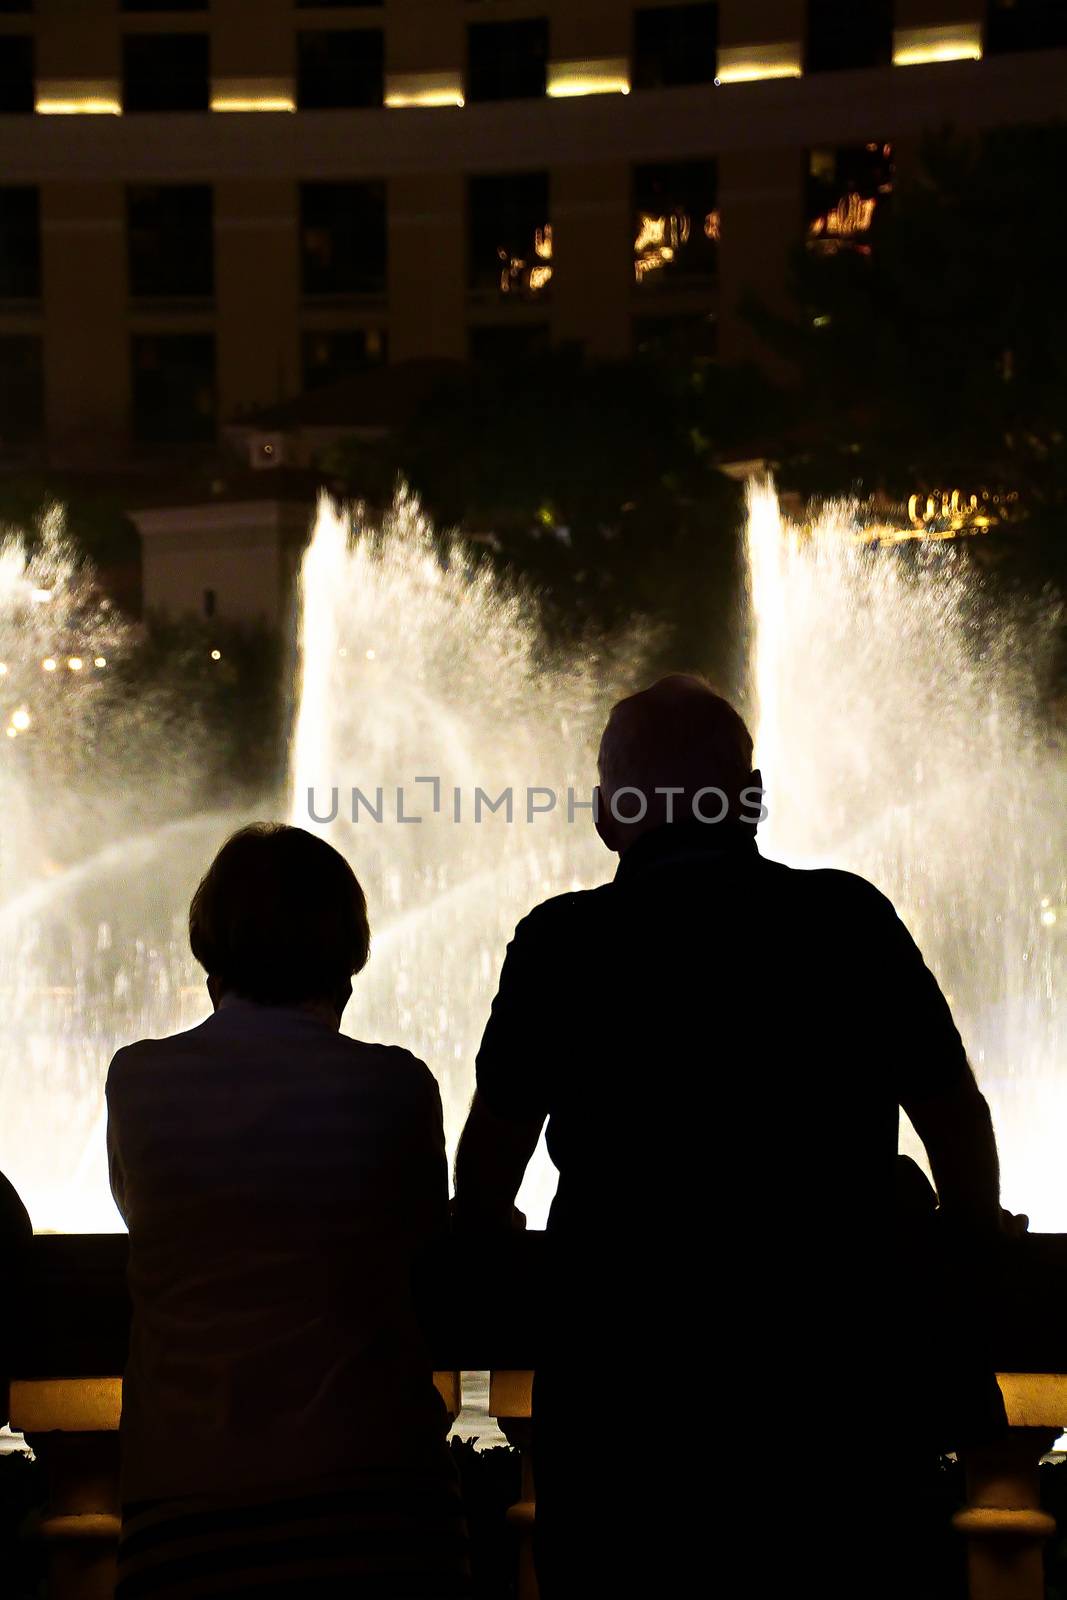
(211, 95), (296, 113)
(1041, 908), (1058, 928)
(547, 58), (631, 98)
(5, 727), (15, 739)
(94, 656), (107, 668)
(813, 314), (832, 328)
(715, 42), (803, 83)
(365, 648), (376, 660)
(385, 71), (465, 109)
(892, 23), (983, 67)
(67, 656), (84, 672)
(37, 96), (122, 116)
(31, 588), (52, 604)
(11, 707), (31, 732)
(0, 663), (7, 677)
(210, 649), (222, 661)
(42, 658), (57, 672)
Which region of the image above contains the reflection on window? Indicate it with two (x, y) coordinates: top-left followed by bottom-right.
(302, 328), (386, 390)
(633, 162), (719, 286)
(469, 174), (551, 301)
(633, 3), (717, 90)
(986, 0), (1067, 54)
(132, 334), (216, 445)
(122, 34), (210, 112)
(467, 19), (549, 102)
(806, 0), (892, 73)
(127, 186), (214, 298)
(0, 34), (34, 113)
(297, 29), (384, 109)
(806, 144), (894, 256)
(300, 183), (387, 297)
(0, 187), (40, 298)
(0, 337), (44, 448)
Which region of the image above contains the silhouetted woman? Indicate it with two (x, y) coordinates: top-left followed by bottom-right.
(107, 823), (468, 1598)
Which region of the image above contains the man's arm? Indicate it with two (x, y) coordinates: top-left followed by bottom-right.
(862, 879), (1006, 1232)
(902, 1072), (1001, 1233)
(453, 1090), (544, 1231)
(453, 905), (559, 1229)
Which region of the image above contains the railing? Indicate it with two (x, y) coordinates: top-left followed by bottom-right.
(8, 1233), (1067, 1600)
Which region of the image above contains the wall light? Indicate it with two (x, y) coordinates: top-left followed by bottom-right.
(385, 71), (465, 109)
(36, 79), (121, 115)
(715, 42), (803, 83)
(546, 58), (630, 98)
(892, 22), (983, 66)
(211, 77), (296, 113)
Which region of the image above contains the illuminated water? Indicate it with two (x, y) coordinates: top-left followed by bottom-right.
(747, 481), (1066, 1229)
(0, 494), (633, 1229)
(1, 485), (1063, 1232)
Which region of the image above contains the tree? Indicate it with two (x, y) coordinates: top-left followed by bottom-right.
(751, 123), (1067, 523)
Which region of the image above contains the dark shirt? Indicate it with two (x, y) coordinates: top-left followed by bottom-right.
(476, 822), (970, 1366)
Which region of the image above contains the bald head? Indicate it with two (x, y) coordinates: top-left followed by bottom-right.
(596, 675), (761, 852)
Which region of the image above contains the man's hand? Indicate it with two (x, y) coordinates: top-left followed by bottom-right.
(453, 1090), (543, 1233)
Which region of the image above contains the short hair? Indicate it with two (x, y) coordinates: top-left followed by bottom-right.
(598, 674), (755, 821)
(189, 824), (370, 1005)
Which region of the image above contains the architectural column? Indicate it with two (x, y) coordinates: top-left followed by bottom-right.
(716, 147), (803, 370)
(215, 179), (300, 422)
(387, 172), (466, 363)
(551, 163), (630, 359)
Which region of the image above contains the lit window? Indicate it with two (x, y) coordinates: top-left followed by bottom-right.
(633, 162), (719, 286)
(806, 144), (894, 256)
(468, 174), (552, 301)
(632, 3), (717, 90)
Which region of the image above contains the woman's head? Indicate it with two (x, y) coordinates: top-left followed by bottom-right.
(189, 824), (370, 1011)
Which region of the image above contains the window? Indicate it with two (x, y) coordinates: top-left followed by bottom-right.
(0, 34), (33, 112)
(0, 188), (40, 298)
(467, 19), (548, 102)
(122, 33), (210, 111)
(300, 183), (387, 297)
(806, 0), (892, 73)
(635, 311), (717, 361)
(132, 334), (216, 444)
(203, 588), (216, 618)
(632, 4), (717, 90)
(468, 174), (552, 301)
(633, 162), (718, 287)
(296, 1), (383, 7)
(0, 2), (33, 12)
(127, 186), (213, 298)
(469, 323), (551, 365)
(121, 1), (206, 11)
(297, 29), (384, 108)
(0, 337), (43, 447)
(302, 328), (386, 389)
(806, 144), (894, 256)
(986, 0), (1067, 53)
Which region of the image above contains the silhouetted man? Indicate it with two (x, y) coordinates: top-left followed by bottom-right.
(455, 675), (1006, 1597)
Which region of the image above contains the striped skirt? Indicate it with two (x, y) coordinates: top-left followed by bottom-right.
(115, 1468), (471, 1600)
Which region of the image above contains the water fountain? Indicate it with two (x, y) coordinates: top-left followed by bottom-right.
(746, 479), (1066, 1228)
(0, 483), (1062, 1232)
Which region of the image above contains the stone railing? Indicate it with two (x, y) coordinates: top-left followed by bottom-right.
(7, 1232), (1067, 1600)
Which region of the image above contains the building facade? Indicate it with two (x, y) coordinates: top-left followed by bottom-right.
(0, 0), (1065, 615)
